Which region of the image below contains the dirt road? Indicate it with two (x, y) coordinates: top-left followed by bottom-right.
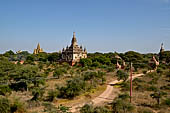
(70, 73), (144, 112)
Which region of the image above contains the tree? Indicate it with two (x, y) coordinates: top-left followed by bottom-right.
(124, 51), (143, 63)
(16, 51), (30, 61)
(26, 54), (36, 62)
(37, 52), (48, 62)
(47, 52), (60, 62)
(57, 77), (86, 99)
(112, 93), (135, 113)
(3, 50), (15, 57)
(79, 58), (92, 67)
(116, 70), (129, 82)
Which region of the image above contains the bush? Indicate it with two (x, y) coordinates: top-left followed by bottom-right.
(57, 77), (86, 99)
(0, 85), (11, 96)
(120, 81), (130, 91)
(53, 68), (67, 79)
(43, 103), (70, 113)
(91, 61), (100, 67)
(107, 67), (115, 72)
(157, 67), (164, 74)
(111, 93), (135, 113)
(0, 97), (10, 113)
(147, 85), (158, 92)
(116, 70), (129, 82)
(80, 104), (110, 113)
(31, 88), (45, 101)
(164, 98), (170, 106)
(47, 90), (58, 102)
(137, 107), (154, 113)
(10, 98), (27, 113)
(79, 104), (94, 113)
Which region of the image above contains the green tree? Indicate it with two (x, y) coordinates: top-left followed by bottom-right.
(58, 77), (86, 99)
(79, 58), (92, 67)
(3, 50), (15, 57)
(26, 54), (36, 63)
(112, 93), (135, 113)
(47, 52), (60, 62)
(116, 70), (129, 82)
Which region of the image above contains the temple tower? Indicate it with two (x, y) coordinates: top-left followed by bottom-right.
(160, 43), (164, 53)
(61, 32), (87, 65)
(33, 43), (44, 54)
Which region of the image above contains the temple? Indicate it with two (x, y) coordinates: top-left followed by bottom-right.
(33, 43), (44, 54)
(160, 43), (164, 53)
(61, 32), (87, 65)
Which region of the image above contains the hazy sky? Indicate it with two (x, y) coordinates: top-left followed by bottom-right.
(0, 0), (170, 53)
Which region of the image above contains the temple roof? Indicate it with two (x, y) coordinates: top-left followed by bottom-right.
(71, 32), (77, 46)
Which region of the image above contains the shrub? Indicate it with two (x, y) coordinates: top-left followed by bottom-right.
(107, 67), (115, 72)
(0, 97), (10, 113)
(47, 90), (58, 102)
(91, 61), (100, 67)
(120, 81), (130, 91)
(10, 98), (27, 113)
(111, 94), (135, 113)
(43, 103), (70, 113)
(137, 107), (154, 113)
(80, 104), (94, 113)
(31, 87), (45, 101)
(147, 85), (158, 92)
(53, 68), (67, 79)
(164, 98), (170, 106)
(57, 77), (86, 99)
(116, 70), (129, 82)
(80, 104), (110, 113)
(0, 85), (11, 96)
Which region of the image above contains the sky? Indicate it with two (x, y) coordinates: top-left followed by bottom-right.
(0, 0), (170, 54)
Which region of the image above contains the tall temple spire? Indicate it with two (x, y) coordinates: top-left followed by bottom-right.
(71, 32), (77, 46)
(37, 43), (40, 50)
(73, 32), (76, 38)
(33, 43), (44, 54)
(160, 43), (164, 53)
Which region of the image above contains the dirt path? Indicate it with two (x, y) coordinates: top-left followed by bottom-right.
(70, 73), (144, 113)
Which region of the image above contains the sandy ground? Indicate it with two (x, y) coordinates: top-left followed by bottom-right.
(70, 73), (144, 113)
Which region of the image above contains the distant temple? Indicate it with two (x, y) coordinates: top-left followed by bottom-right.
(33, 43), (44, 54)
(160, 43), (164, 53)
(61, 32), (87, 65)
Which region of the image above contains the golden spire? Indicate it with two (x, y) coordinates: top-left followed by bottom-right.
(37, 43), (40, 50)
(73, 32), (76, 38)
(72, 32), (77, 46)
